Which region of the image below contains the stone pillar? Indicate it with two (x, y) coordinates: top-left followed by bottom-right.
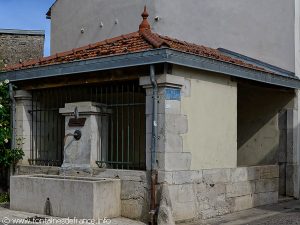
(140, 74), (190, 171)
(294, 0), (300, 199)
(286, 96), (300, 198)
(59, 102), (109, 174)
(14, 90), (32, 165)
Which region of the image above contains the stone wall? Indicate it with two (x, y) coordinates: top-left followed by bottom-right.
(158, 165), (279, 222)
(0, 31), (44, 66)
(93, 169), (150, 222)
(16, 165), (279, 223)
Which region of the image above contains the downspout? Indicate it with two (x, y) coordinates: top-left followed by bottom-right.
(9, 83), (16, 176)
(149, 64), (158, 225)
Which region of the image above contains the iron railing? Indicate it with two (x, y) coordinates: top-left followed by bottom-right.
(29, 81), (146, 170)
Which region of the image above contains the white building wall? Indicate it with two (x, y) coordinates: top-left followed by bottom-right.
(50, 0), (295, 72)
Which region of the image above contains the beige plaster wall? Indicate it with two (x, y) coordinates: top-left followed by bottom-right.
(173, 66), (237, 170)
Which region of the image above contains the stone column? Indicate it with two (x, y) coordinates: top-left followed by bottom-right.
(59, 102), (109, 175)
(294, 0), (300, 199)
(278, 99), (299, 198)
(140, 74), (190, 172)
(14, 90), (32, 165)
(286, 96), (300, 198)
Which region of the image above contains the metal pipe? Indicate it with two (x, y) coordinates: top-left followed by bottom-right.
(150, 65), (158, 171)
(149, 65), (158, 225)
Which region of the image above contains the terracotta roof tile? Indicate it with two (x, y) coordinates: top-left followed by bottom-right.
(140, 30), (167, 48)
(3, 6), (269, 74)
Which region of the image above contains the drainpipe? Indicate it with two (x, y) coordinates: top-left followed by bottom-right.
(149, 65), (158, 225)
(9, 83), (16, 176)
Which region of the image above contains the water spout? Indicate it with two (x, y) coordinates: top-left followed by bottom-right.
(63, 130), (82, 146)
(44, 197), (51, 216)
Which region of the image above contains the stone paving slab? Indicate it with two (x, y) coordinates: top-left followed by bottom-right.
(2, 200), (300, 225)
(180, 200), (300, 225)
(0, 205), (146, 225)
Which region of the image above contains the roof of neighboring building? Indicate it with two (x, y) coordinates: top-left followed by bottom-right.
(46, 0), (59, 19)
(0, 29), (45, 36)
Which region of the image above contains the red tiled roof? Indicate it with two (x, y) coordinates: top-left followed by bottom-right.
(4, 7), (268, 73)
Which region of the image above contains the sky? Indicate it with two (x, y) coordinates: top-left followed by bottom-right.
(0, 0), (55, 56)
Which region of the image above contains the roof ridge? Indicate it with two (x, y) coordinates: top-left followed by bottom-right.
(139, 30), (169, 48)
(159, 34), (214, 51)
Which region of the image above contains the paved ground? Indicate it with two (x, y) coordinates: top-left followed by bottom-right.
(0, 204), (146, 225)
(181, 199), (300, 225)
(1, 200), (300, 225)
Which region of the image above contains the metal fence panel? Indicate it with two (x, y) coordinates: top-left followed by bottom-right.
(29, 81), (146, 170)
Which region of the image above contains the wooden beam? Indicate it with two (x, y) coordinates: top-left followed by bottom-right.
(15, 67), (147, 90)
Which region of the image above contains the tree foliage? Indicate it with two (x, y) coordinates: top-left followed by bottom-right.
(0, 80), (24, 168)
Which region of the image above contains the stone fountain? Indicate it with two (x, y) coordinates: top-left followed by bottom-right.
(10, 102), (120, 219)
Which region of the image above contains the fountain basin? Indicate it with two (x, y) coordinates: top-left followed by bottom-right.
(10, 175), (121, 219)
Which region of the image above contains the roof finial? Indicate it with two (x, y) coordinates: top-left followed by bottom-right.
(139, 5), (151, 31)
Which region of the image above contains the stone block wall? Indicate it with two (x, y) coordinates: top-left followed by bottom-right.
(16, 165), (60, 175)
(0, 30), (44, 67)
(16, 165), (279, 223)
(93, 169), (150, 222)
(158, 165), (279, 222)
(140, 74), (192, 172)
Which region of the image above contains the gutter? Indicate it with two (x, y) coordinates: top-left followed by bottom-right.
(149, 65), (158, 225)
(1, 49), (300, 89)
(218, 48), (295, 77)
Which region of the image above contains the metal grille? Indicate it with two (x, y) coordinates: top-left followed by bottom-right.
(29, 81), (146, 170)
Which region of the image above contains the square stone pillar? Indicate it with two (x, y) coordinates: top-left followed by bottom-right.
(59, 102), (109, 174)
(140, 74), (191, 171)
(14, 90), (32, 165)
(286, 94), (300, 198)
